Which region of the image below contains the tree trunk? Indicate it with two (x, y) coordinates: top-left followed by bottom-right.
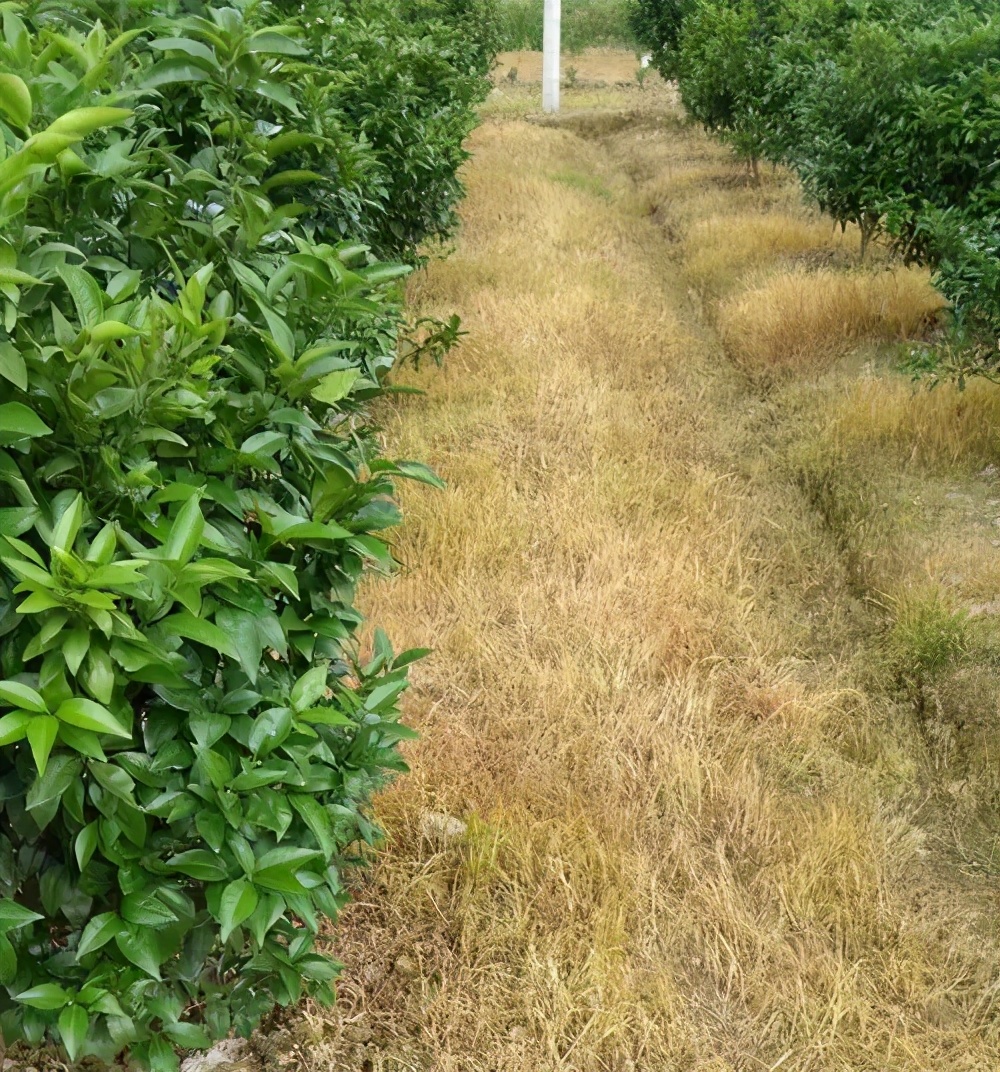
(859, 212), (879, 262)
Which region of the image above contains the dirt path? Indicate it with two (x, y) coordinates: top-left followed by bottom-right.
(301, 75), (1000, 1072)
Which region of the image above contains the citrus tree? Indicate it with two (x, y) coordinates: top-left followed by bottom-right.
(0, 0), (494, 1068)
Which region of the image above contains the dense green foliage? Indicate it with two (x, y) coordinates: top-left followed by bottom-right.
(499, 0), (637, 51)
(630, 0), (1000, 341)
(672, 1), (772, 172)
(287, 0), (501, 260)
(0, 0), (493, 1068)
(628, 0), (692, 74)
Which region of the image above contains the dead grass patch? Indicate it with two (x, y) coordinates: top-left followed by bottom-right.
(494, 48), (649, 86)
(831, 376), (1000, 471)
(683, 213), (853, 296)
(718, 266), (947, 375)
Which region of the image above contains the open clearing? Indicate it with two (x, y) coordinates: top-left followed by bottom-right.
(295, 55), (1000, 1072)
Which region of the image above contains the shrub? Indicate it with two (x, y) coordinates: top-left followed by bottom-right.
(0, 0), (486, 1068)
(287, 0), (500, 262)
(674, 0), (775, 174)
(628, 0), (696, 77)
(778, 12), (1000, 264)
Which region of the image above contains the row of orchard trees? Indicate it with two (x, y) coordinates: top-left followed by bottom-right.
(0, 0), (497, 1069)
(631, 0), (1000, 347)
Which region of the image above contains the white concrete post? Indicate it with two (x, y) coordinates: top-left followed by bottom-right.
(542, 0), (560, 113)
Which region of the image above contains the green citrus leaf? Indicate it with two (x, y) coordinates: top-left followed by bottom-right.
(0, 73), (31, 131)
(0, 934), (15, 985)
(0, 266), (43, 287)
(0, 680), (47, 713)
(0, 402), (51, 439)
(15, 982), (70, 1009)
(26, 714), (58, 775)
(57, 1004), (89, 1062)
(218, 878), (258, 943)
(74, 821), (99, 871)
(46, 106), (131, 138)
(0, 899), (43, 933)
(55, 697), (130, 737)
(0, 341), (26, 390)
(163, 494), (205, 564)
(0, 710), (30, 745)
(76, 912), (120, 958)
(166, 849), (228, 882)
(148, 37), (219, 66)
(114, 925), (162, 980)
(159, 611), (239, 659)
(311, 368), (360, 405)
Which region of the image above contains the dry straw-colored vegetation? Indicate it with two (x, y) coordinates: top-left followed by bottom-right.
(718, 266), (946, 375)
(287, 56), (1000, 1072)
(681, 212), (849, 295)
(830, 377), (1000, 472)
(493, 47), (641, 84)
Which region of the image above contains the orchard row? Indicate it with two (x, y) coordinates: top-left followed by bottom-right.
(0, 1), (497, 1069)
(632, 0), (1000, 348)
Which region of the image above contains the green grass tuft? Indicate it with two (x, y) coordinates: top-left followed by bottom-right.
(550, 168), (613, 199)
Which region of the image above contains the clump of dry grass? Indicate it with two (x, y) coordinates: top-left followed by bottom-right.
(830, 377), (1000, 471)
(289, 61), (1000, 1072)
(718, 266), (947, 375)
(682, 213), (853, 296)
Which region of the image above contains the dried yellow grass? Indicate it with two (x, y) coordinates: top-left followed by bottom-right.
(495, 48), (646, 85)
(682, 213), (852, 296)
(293, 56), (1000, 1072)
(718, 266), (947, 374)
(831, 377), (1000, 471)
(483, 63), (675, 121)
(806, 374), (1000, 612)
